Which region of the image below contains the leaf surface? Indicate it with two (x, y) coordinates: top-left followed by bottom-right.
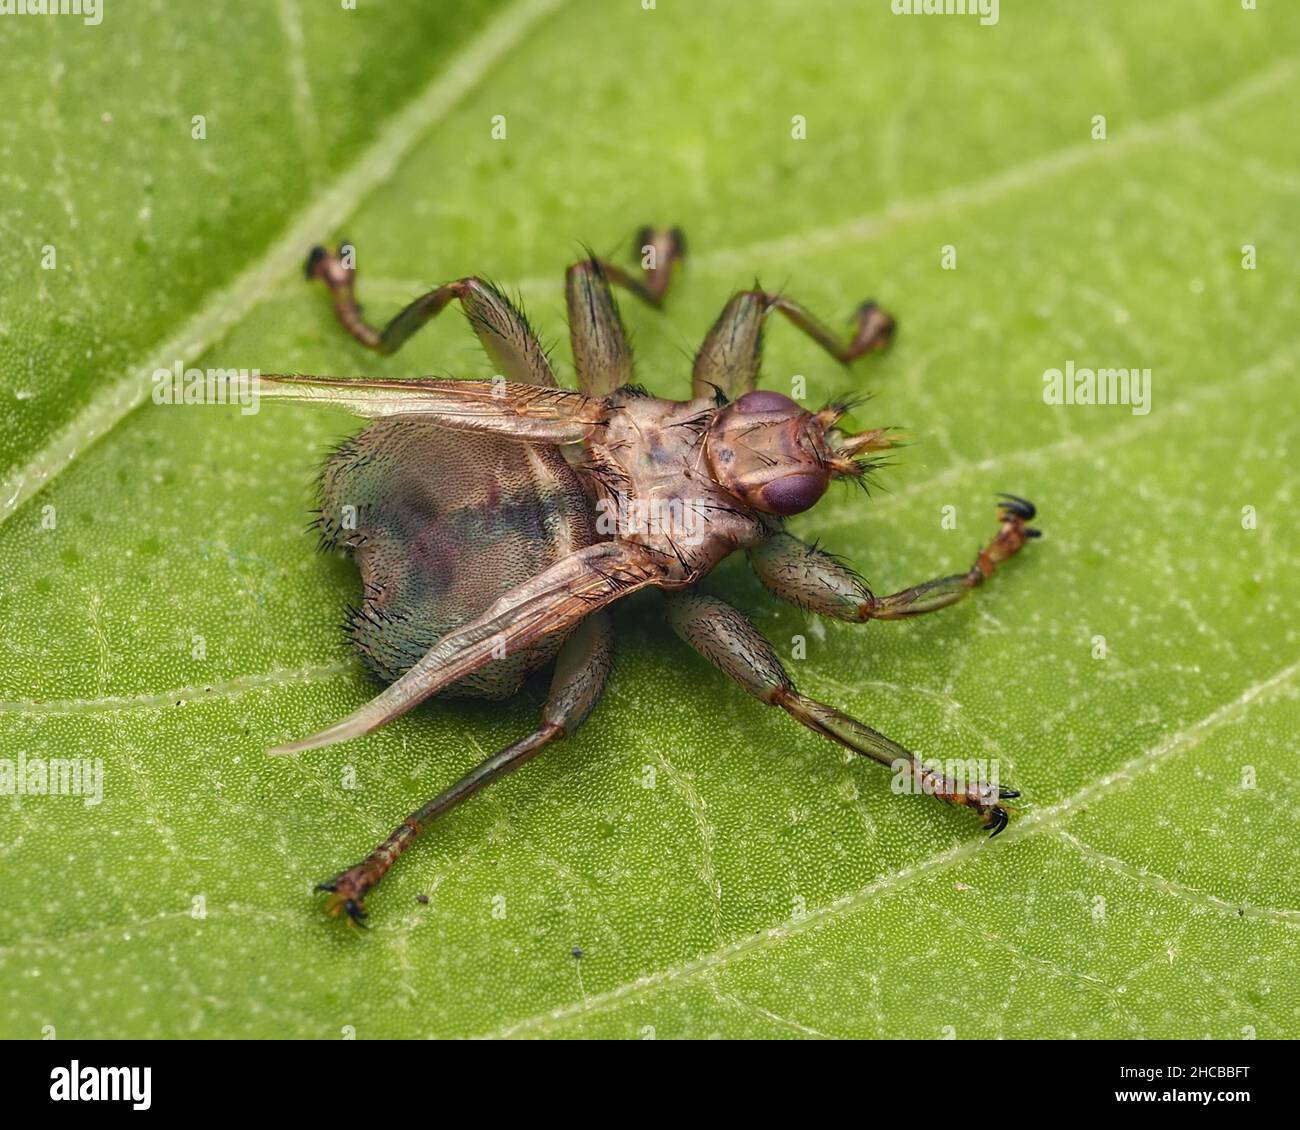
(1, 0), (1297, 1039)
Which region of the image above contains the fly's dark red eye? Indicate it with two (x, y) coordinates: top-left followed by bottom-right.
(760, 473), (829, 515)
(733, 390), (799, 414)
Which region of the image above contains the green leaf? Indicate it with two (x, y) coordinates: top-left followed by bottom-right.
(2, 0), (1297, 1039)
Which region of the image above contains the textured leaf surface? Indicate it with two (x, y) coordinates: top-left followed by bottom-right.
(1, 0), (1298, 1039)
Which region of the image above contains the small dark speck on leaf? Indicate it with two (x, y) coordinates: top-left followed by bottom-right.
(571, 946), (584, 959)
(416, 894), (429, 905)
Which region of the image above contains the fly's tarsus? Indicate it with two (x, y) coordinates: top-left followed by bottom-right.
(316, 870), (373, 927)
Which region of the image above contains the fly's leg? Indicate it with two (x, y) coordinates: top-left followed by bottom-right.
(566, 257), (633, 397)
(692, 289), (895, 400)
(566, 227), (685, 397)
(749, 495), (1041, 621)
(586, 226), (685, 309)
(318, 613), (614, 924)
(665, 592), (1016, 832)
(305, 243), (555, 385)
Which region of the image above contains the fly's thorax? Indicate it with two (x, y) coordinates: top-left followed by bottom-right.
(582, 390), (765, 578)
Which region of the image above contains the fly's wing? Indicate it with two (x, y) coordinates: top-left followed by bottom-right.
(259, 375), (606, 443)
(270, 541), (666, 755)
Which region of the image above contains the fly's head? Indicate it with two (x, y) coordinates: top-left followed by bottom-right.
(704, 390), (896, 517)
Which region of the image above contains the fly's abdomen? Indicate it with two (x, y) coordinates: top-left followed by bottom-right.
(318, 418), (596, 698)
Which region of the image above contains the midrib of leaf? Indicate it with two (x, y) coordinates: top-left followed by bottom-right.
(0, 0), (569, 526)
(478, 657), (1300, 1039)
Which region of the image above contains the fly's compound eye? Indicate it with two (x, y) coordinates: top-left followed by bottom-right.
(758, 472), (829, 516)
(732, 390), (800, 414)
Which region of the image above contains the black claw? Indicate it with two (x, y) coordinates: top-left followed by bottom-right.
(996, 492), (1037, 520)
(314, 878), (337, 893)
(636, 226), (687, 261)
(999, 787), (1021, 799)
(304, 244), (328, 279)
(1025, 527), (1043, 539)
(856, 299), (889, 327)
(852, 300), (896, 350)
(985, 807), (1009, 836)
(343, 900), (369, 927)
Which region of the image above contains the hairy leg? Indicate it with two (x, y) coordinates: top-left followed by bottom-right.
(318, 612), (614, 923)
(566, 227), (685, 396)
(306, 242), (555, 385)
(749, 495), (1041, 620)
(691, 289), (895, 400)
(665, 592), (1015, 832)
